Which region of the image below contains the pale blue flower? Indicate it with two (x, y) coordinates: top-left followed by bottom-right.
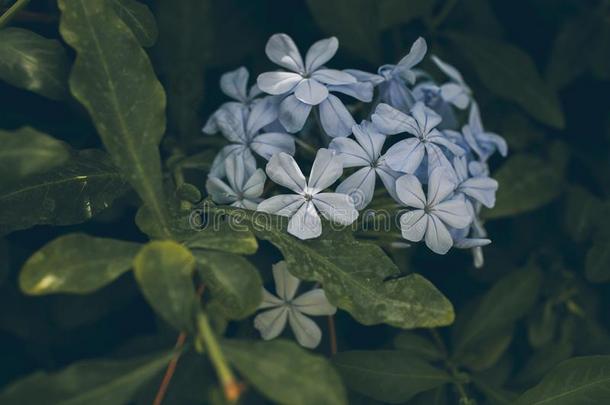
(372, 102), (465, 176)
(395, 167), (471, 254)
(254, 261), (336, 349)
(452, 156), (498, 209)
(463, 102), (508, 161)
(329, 121), (400, 209)
(209, 97), (295, 177)
(430, 55), (472, 110)
(206, 153), (266, 210)
(257, 149), (358, 240)
(257, 33), (372, 137)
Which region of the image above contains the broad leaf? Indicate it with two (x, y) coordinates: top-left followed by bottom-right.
(0, 351), (172, 405)
(59, 0), (171, 237)
(20, 233), (141, 295)
(515, 356), (610, 405)
(393, 331), (444, 361)
(134, 240), (198, 332)
(0, 150), (129, 236)
(112, 0), (158, 47)
(218, 208), (454, 329)
(447, 32), (565, 128)
(194, 251), (262, 320)
(472, 376), (517, 405)
(585, 234), (610, 283)
(563, 186), (603, 243)
(457, 326), (514, 371)
(0, 27), (69, 100)
(332, 350), (451, 403)
(222, 339), (347, 405)
(513, 341), (573, 388)
(0, 127), (70, 182)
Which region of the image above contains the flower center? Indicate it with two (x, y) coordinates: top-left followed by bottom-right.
(304, 193), (313, 201)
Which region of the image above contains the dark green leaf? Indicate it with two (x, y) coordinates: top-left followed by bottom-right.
(223, 339), (347, 405)
(378, 0), (434, 30)
(458, 326), (513, 371)
(0, 150), (129, 236)
(585, 234), (610, 283)
(134, 240), (198, 332)
(527, 301), (558, 348)
(59, 0), (172, 237)
(472, 376), (517, 405)
(563, 186), (603, 243)
(515, 356), (610, 405)
(0, 127), (70, 182)
(447, 32), (564, 128)
(194, 251), (262, 320)
(332, 350), (450, 403)
(393, 331), (444, 361)
(20, 233), (141, 295)
(513, 341), (573, 388)
(0, 351), (172, 405)
(112, 0), (158, 47)
(0, 27), (69, 100)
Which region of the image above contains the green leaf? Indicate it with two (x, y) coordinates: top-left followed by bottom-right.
(453, 266), (542, 355)
(306, 0), (380, 63)
(0, 150), (129, 236)
(392, 331), (444, 361)
(19, 233), (141, 295)
(332, 350), (451, 403)
(484, 153), (566, 219)
(59, 0), (171, 237)
(447, 32), (564, 128)
(378, 0), (434, 30)
(222, 339), (347, 405)
(219, 208), (454, 329)
(0, 127), (70, 182)
(0, 351), (172, 405)
(515, 356), (610, 405)
(563, 186), (603, 243)
(513, 341), (573, 388)
(458, 326), (513, 371)
(585, 234), (610, 283)
(112, 0), (158, 47)
(134, 240), (198, 332)
(528, 301), (558, 348)
(0, 27), (69, 100)
(472, 376), (517, 405)
(194, 251), (262, 320)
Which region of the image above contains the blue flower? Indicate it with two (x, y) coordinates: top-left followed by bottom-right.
(371, 102), (465, 176)
(452, 156), (498, 209)
(257, 33), (372, 137)
(395, 167), (471, 254)
(206, 153), (266, 210)
(209, 97), (295, 177)
(257, 149), (358, 240)
(329, 121), (401, 209)
(463, 102), (508, 161)
(430, 55), (472, 110)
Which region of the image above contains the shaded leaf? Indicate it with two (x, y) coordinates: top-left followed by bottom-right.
(513, 340), (573, 388)
(332, 350), (450, 403)
(0, 150), (129, 236)
(458, 326), (514, 371)
(223, 339), (347, 405)
(20, 233), (141, 295)
(378, 0), (434, 30)
(563, 186), (603, 243)
(472, 375), (517, 405)
(585, 234), (610, 283)
(393, 331), (444, 361)
(112, 0), (158, 47)
(528, 301), (558, 348)
(0, 27), (69, 99)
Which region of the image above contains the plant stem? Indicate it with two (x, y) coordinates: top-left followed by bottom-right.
(0, 0), (31, 29)
(196, 311), (241, 402)
(429, 329), (472, 404)
(327, 315), (338, 355)
(429, 0), (458, 31)
(294, 137), (318, 157)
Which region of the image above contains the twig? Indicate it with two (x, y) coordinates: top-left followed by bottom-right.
(327, 315), (338, 355)
(0, 0), (31, 29)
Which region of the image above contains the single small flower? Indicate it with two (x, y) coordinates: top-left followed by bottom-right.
(257, 33), (371, 137)
(412, 82), (460, 130)
(430, 55), (472, 110)
(395, 167), (471, 254)
(209, 97), (295, 177)
(206, 154), (266, 210)
(254, 261), (336, 349)
(463, 102), (508, 161)
(257, 148), (359, 240)
(452, 156), (498, 209)
(329, 121), (401, 209)
(372, 102), (465, 175)
(203, 66), (262, 134)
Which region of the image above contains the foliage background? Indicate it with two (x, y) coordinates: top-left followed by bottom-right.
(1, 0), (610, 404)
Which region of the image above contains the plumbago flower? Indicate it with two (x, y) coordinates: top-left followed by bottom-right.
(207, 97), (295, 177)
(329, 121), (400, 209)
(254, 261), (336, 349)
(372, 102), (465, 176)
(206, 154), (266, 209)
(257, 33), (372, 137)
(451, 156), (498, 210)
(257, 149), (358, 240)
(463, 102), (508, 161)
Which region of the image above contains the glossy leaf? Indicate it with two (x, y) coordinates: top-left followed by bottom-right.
(194, 251), (262, 320)
(223, 339), (347, 405)
(112, 0), (158, 47)
(59, 0), (171, 237)
(448, 32), (565, 128)
(0, 351), (172, 405)
(0, 27), (69, 100)
(20, 233), (141, 295)
(332, 350), (451, 403)
(134, 241), (198, 332)
(515, 356), (610, 405)
(0, 150), (129, 236)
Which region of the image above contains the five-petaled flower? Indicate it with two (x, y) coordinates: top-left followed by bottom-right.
(254, 261), (336, 349)
(463, 102), (508, 162)
(257, 148), (359, 240)
(206, 154), (266, 210)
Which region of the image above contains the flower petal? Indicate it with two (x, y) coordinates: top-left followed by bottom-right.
(432, 55), (467, 86)
(395, 37), (427, 80)
(410, 102), (442, 136)
(311, 69), (356, 85)
(220, 66), (249, 102)
(279, 95), (312, 133)
(440, 83), (470, 109)
(313, 192), (359, 225)
(259, 288), (284, 309)
(428, 133), (466, 156)
(242, 168), (267, 199)
(383, 138), (425, 173)
(328, 81), (374, 102)
(431, 199), (472, 229)
(250, 132), (295, 161)
(459, 177), (498, 208)
(372, 103), (418, 135)
(209, 145), (254, 178)
(294, 78), (329, 105)
(288, 201), (322, 240)
(395, 174), (426, 209)
(257, 71), (303, 95)
(400, 209), (427, 242)
(379, 80), (415, 112)
(425, 214), (454, 254)
(292, 289), (337, 316)
(352, 121), (386, 161)
(265, 152), (307, 193)
(427, 167), (457, 206)
(319, 95), (356, 138)
(254, 306), (288, 340)
(375, 164), (401, 201)
(288, 308), (322, 349)
(265, 33), (305, 72)
(308, 148), (343, 193)
(343, 68), (385, 85)
(214, 103), (248, 143)
(272, 261), (300, 300)
(328, 137), (370, 168)
(336, 167), (376, 210)
(206, 176), (237, 204)
(305, 36), (338, 72)
(246, 96), (279, 135)
(257, 194), (305, 217)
